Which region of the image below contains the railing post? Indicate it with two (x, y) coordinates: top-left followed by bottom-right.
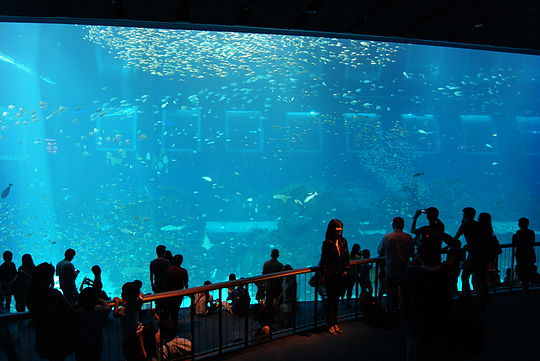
(510, 245), (515, 293)
(244, 284), (249, 349)
(354, 264), (359, 318)
(374, 260), (379, 299)
(190, 295), (196, 361)
(493, 256), (499, 295)
(313, 271), (319, 329)
(218, 288), (223, 355)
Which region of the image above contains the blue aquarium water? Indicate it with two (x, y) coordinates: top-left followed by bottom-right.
(0, 22), (539, 299)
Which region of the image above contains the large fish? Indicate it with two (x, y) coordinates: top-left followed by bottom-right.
(304, 192), (318, 204)
(1, 184), (13, 199)
(272, 194), (291, 203)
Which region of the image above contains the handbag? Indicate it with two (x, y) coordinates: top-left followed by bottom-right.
(309, 272), (320, 288)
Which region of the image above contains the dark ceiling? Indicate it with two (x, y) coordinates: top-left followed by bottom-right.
(1, 0), (539, 53)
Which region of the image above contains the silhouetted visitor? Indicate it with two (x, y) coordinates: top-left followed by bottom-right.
(0, 250), (17, 312)
(280, 264), (297, 328)
(344, 243), (361, 306)
(192, 281), (218, 316)
(56, 248), (80, 305)
(74, 287), (111, 361)
(222, 273), (243, 315)
(114, 281), (145, 361)
(164, 254), (188, 325)
(141, 321), (159, 361)
(406, 240), (455, 361)
(360, 249), (373, 298)
(164, 250), (173, 265)
(150, 245), (171, 293)
(227, 273), (236, 296)
(441, 244), (465, 294)
(262, 248), (283, 323)
(378, 217), (414, 318)
(478, 212), (502, 291)
(319, 219), (350, 335)
(227, 279), (251, 317)
(512, 217), (536, 295)
(150, 245), (171, 318)
(412, 207), (459, 263)
(11, 253), (35, 312)
(28, 262), (76, 361)
(456, 207), (489, 303)
(411, 207), (445, 234)
(159, 320), (192, 359)
(80, 265), (108, 300)
(133, 279), (145, 300)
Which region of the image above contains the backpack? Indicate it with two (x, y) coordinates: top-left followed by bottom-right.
(231, 287), (251, 317)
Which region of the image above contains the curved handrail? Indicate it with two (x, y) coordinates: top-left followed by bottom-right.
(0, 257), (384, 320)
(1, 241), (538, 321)
(143, 257), (384, 302)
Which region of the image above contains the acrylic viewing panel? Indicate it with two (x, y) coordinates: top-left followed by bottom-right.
(516, 116), (540, 155)
(286, 112), (322, 152)
(95, 107), (138, 152)
(460, 115), (497, 154)
(344, 113), (381, 153)
(161, 109), (201, 152)
(225, 110), (263, 152)
(0, 106), (27, 159)
(402, 114), (440, 153)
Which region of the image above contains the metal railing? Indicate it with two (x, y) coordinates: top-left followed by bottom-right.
(1, 242), (538, 361)
(0, 257), (383, 361)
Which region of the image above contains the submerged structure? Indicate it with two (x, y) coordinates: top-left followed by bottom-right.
(0, 22), (539, 297)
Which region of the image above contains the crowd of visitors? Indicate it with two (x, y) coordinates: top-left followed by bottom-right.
(0, 210), (538, 361)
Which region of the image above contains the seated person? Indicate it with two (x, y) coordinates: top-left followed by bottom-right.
(227, 281), (251, 317)
(192, 281), (218, 316)
(160, 320), (192, 360)
(221, 273), (237, 313)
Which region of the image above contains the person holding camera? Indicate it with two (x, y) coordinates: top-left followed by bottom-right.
(411, 207), (460, 268)
(56, 248), (80, 305)
(80, 265), (108, 301)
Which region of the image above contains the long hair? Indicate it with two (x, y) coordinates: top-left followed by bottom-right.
(478, 212), (494, 235)
(325, 219), (343, 241)
(350, 243), (361, 257)
(21, 254), (35, 270)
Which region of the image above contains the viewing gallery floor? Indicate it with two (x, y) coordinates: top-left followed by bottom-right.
(209, 291), (539, 361)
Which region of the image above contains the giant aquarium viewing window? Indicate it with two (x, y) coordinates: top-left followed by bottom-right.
(0, 21), (539, 297)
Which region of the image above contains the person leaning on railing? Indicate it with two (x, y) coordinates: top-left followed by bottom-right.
(113, 282), (145, 361)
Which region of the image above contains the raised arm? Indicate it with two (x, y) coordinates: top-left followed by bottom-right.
(411, 210), (423, 236)
(454, 223), (464, 240)
(149, 262), (155, 291)
(441, 232), (461, 250)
